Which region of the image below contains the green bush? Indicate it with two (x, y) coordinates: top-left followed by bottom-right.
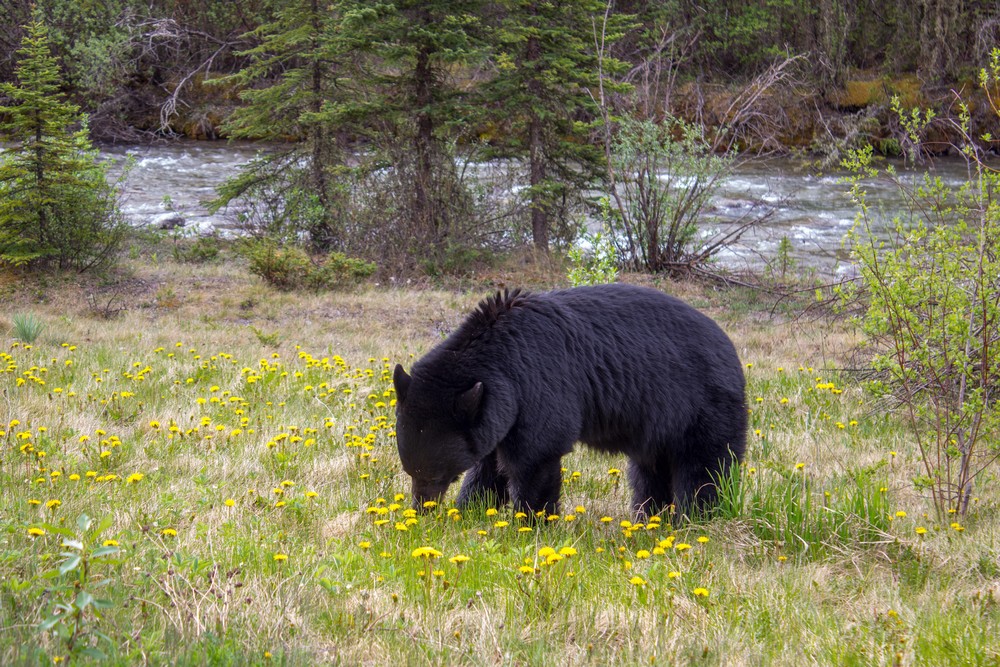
(841, 56), (1000, 518)
(305, 252), (377, 290)
(241, 240), (375, 291)
(172, 235), (221, 264)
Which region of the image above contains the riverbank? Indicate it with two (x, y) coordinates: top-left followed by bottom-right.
(140, 70), (999, 158)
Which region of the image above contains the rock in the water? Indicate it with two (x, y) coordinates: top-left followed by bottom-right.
(151, 212), (185, 230)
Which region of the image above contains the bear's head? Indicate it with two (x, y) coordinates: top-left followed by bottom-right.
(393, 364), (485, 508)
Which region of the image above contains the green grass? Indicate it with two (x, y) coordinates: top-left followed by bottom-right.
(2, 254), (1000, 665)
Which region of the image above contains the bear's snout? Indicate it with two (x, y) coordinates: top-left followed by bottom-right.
(411, 478), (449, 510)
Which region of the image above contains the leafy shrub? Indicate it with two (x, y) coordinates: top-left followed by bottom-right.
(240, 241), (313, 290)
(841, 57), (1000, 518)
(305, 252), (376, 290)
(240, 240), (374, 291)
(172, 235), (221, 264)
(603, 116), (755, 276)
(567, 201), (619, 287)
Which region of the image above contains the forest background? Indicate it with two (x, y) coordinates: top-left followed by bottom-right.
(2, 0), (999, 273)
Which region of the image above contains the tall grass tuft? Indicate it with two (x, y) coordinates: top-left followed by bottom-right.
(11, 312), (44, 343)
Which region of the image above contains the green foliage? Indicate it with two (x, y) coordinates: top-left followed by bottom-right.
(0, 14), (128, 271)
(567, 199), (619, 287)
(240, 239), (375, 291)
(842, 63), (1000, 517)
(305, 251), (376, 289)
(11, 312), (45, 343)
(34, 514), (121, 662)
(772, 236), (797, 282)
(714, 461), (891, 557)
(605, 116), (736, 274)
(210, 0), (352, 250)
(480, 0), (629, 251)
(171, 234), (221, 264)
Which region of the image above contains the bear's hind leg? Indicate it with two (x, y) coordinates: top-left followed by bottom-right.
(628, 459), (673, 519)
(456, 450), (510, 508)
(671, 450), (736, 516)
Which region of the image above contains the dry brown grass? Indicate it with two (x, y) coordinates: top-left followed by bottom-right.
(4, 251), (1000, 666)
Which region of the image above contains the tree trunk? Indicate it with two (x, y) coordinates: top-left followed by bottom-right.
(414, 41), (436, 242)
(526, 34), (548, 253)
(308, 0), (333, 250)
(919, 0), (959, 83)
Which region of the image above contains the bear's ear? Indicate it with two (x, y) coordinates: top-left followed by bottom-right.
(393, 364), (411, 403)
(454, 381), (483, 424)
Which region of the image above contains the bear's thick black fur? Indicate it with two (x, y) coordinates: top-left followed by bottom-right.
(392, 284), (747, 516)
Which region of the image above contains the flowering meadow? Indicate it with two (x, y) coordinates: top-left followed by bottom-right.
(2, 261), (1000, 665)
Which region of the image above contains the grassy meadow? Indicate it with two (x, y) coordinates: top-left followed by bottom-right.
(2, 246), (1000, 666)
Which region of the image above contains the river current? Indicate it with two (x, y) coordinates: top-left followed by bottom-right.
(100, 141), (980, 277)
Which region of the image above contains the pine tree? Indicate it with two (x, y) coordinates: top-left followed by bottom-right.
(0, 14), (126, 271)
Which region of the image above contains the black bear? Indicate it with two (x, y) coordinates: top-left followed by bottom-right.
(392, 284), (746, 517)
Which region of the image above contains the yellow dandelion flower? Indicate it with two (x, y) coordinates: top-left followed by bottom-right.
(538, 547), (556, 558)
(693, 587), (709, 597)
(629, 576), (646, 586)
(449, 554), (470, 564)
(518, 566), (536, 574)
(558, 546), (577, 557)
(411, 546), (443, 559)
(636, 550), (651, 559)
(162, 528), (177, 537)
(697, 536), (710, 544)
(675, 543), (692, 552)
(667, 571), (681, 579)
(27, 527), (46, 537)
(102, 539), (119, 547)
(915, 527), (927, 535)
(273, 553), (288, 562)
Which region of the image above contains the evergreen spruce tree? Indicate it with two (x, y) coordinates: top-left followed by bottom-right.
(341, 0), (486, 247)
(482, 0), (627, 252)
(210, 0), (351, 250)
(0, 14), (126, 271)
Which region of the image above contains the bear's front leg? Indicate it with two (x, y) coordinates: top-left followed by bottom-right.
(456, 450), (510, 508)
(505, 457), (563, 517)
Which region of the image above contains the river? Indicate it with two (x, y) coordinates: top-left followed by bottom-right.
(100, 141), (981, 277)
